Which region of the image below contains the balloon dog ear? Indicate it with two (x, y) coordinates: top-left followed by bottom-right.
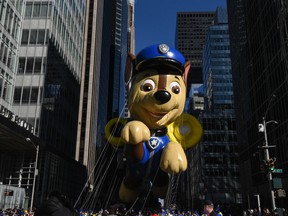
(183, 61), (191, 86)
(105, 118), (127, 147)
(125, 53), (136, 84)
(167, 113), (203, 150)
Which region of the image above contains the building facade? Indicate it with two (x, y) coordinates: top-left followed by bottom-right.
(15, 0), (85, 142)
(1, 0), (88, 207)
(75, 0), (105, 189)
(0, 0), (23, 111)
(201, 7), (240, 206)
(178, 7), (241, 210)
(227, 0), (288, 209)
(175, 11), (215, 97)
(74, 0), (132, 211)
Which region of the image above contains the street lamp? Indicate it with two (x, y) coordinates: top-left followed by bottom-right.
(258, 94), (278, 210)
(26, 138), (39, 212)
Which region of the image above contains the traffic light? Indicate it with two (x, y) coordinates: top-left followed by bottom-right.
(264, 158), (276, 171)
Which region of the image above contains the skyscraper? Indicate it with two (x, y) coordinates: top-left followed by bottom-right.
(0, 0), (88, 206)
(75, 0), (105, 190)
(15, 0), (85, 155)
(178, 7), (241, 209)
(201, 6), (240, 206)
(74, 0), (132, 210)
(228, 0), (288, 209)
(176, 11), (215, 96)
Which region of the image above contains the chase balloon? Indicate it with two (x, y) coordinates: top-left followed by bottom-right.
(105, 44), (203, 203)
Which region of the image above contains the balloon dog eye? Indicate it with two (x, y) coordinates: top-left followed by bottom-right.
(170, 82), (181, 94)
(141, 79), (155, 92)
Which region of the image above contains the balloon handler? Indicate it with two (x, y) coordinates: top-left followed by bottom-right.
(105, 44), (203, 203)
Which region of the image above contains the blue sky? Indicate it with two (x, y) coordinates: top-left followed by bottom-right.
(134, 0), (227, 53)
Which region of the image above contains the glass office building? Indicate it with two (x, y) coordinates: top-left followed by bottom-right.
(176, 11), (215, 98)
(14, 0), (85, 141)
(202, 8), (234, 114)
(183, 7), (241, 208)
(74, 0), (132, 210)
(228, 0), (288, 208)
(0, 0), (87, 206)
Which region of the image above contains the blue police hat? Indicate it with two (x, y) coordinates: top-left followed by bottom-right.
(134, 44), (186, 75)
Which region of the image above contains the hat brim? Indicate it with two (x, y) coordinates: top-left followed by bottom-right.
(134, 58), (184, 76)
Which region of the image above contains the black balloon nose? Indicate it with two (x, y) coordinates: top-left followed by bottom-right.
(154, 90), (171, 104)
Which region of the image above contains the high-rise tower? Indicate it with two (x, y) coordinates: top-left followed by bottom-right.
(15, 0), (85, 156)
(3, 0), (87, 205)
(176, 11), (215, 95)
(228, 0), (288, 208)
(177, 7), (241, 209)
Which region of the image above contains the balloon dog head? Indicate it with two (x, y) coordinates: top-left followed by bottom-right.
(125, 43), (190, 129)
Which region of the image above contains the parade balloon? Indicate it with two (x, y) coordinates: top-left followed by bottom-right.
(105, 44), (203, 203)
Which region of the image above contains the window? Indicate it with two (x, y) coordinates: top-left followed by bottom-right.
(3, 81), (12, 102)
(18, 58), (25, 74)
(37, 30), (45, 44)
(30, 87), (39, 103)
(22, 87), (30, 103)
(13, 87), (21, 103)
(1, 45), (8, 64)
(26, 58), (34, 73)
(34, 58), (42, 73)
(4, 5), (11, 30)
(21, 30), (29, 45)
(30, 30), (37, 44)
(25, 3), (33, 18)
(33, 3), (40, 17)
(40, 3), (48, 17)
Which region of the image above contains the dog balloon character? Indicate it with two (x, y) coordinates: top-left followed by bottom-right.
(105, 44), (203, 203)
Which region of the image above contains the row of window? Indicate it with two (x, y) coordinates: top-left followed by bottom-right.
(177, 13), (214, 18)
(21, 29), (49, 46)
(204, 156), (239, 165)
(209, 38), (230, 43)
(57, 0), (85, 28)
(52, 6), (83, 76)
(214, 95), (234, 102)
(0, 1), (22, 41)
(203, 133), (237, 142)
(14, 86), (42, 104)
(18, 57), (46, 74)
(0, 74), (12, 103)
(0, 39), (17, 71)
(178, 35), (208, 40)
(8, 0), (24, 12)
(202, 117), (236, 129)
(210, 45), (231, 50)
(25, 2), (52, 19)
(54, 6), (80, 41)
(205, 169), (240, 177)
(179, 47), (204, 51)
(210, 53), (231, 58)
(213, 78), (233, 83)
(203, 144), (238, 153)
(213, 86), (234, 92)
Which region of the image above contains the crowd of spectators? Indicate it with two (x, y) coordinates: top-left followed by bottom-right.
(1, 208), (34, 216)
(1, 207), (288, 216)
